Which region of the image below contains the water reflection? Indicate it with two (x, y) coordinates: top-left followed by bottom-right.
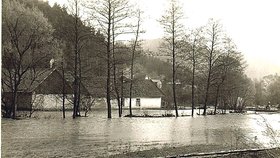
(1, 110), (280, 157)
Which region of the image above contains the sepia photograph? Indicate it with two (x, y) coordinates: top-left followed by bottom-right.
(1, 0), (280, 157)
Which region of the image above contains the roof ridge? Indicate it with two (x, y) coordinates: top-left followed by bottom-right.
(31, 68), (56, 91)
(147, 79), (165, 96)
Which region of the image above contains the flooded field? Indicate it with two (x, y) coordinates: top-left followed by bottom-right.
(1, 110), (280, 157)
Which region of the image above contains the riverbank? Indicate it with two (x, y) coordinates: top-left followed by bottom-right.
(109, 144), (280, 158)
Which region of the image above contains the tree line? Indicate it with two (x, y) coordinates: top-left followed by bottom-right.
(159, 0), (254, 116)
(2, 0), (143, 118)
(254, 74), (280, 106)
(2, 0), (271, 119)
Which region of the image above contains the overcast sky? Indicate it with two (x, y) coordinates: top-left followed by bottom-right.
(48, 0), (280, 79)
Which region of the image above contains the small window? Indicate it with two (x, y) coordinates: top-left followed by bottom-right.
(136, 98), (141, 107)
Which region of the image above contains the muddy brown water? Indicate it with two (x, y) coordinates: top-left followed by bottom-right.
(1, 110), (280, 157)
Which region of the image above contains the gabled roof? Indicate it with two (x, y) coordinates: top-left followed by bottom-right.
(123, 79), (165, 98)
(82, 77), (107, 98)
(2, 68), (56, 92)
(1, 68), (89, 95)
(81, 77), (165, 98)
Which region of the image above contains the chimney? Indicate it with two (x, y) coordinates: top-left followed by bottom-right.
(50, 58), (55, 68)
(145, 75), (150, 80)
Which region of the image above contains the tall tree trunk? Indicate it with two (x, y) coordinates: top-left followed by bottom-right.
(172, 17), (178, 117)
(106, 1), (112, 119)
(73, 0), (79, 119)
(203, 66), (211, 115)
(120, 71), (124, 116)
(77, 41), (82, 117)
(203, 30), (215, 116)
(113, 72), (121, 116)
(113, 61), (121, 117)
(214, 75), (226, 115)
(112, 17), (121, 117)
(129, 65), (133, 116)
(77, 76), (81, 116)
(62, 61), (66, 118)
(191, 51), (195, 117)
(12, 88), (18, 119)
(12, 71), (19, 119)
(129, 10), (141, 117)
(214, 85), (220, 115)
(106, 54), (112, 119)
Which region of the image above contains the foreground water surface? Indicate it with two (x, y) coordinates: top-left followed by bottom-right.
(2, 110), (280, 157)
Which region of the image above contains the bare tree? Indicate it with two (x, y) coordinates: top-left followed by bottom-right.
(66, 0), (91, 118)
(202, 19), (223, 115)
(62, 57), (66, 118)
(128, 9), (142, 117)
(111, 3), (131, 117)
(184, 27), (204, 117)
(87, 0), (131, 118)
(55, 47), (67, 118)
(159, 0), (184, 117)
(2, 0), (54, 118)
(212, 37), (244, 114)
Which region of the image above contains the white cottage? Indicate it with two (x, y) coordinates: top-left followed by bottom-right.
(31, 69), (91, 110)
(2, 68), (90, 111)
(81, 77), (165, 109)
(29, 69), (73, 110)
(123, 79), (165, 109)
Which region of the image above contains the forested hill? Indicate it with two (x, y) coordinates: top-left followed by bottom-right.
(17, 0), (107, 76)
(13, 0), (171, 79)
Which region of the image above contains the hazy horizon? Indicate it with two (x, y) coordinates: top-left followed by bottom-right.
(141, 38), (280, 80)
(48, 0), (280, 79)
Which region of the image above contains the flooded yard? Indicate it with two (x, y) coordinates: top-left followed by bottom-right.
(1, 110), (280, 157)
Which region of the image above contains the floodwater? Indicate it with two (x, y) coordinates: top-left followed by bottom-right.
(1, 110), (280, 157)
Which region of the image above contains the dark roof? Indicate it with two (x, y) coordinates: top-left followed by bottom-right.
(2, 68), (89, 95)
(82, 77), (107, 98)
(123, 79), (165, 98)
(81, 77), (165, 98)
(2, 68), (56, 92)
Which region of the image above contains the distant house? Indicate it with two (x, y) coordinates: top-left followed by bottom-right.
(2, 68), (90, 111)
(123, 78), (165, 109)
(82, 77), (165, 109)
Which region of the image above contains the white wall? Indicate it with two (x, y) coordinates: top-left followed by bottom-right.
(124, 98), (162, 108)
(32, 94), (72, 110)
(93, 98), (119, 109)
(33, 95), (162, 110)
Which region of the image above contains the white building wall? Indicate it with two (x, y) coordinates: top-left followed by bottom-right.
(140, 98), (162, 108)
(32, 94), (72, 110)
(33, 95), (162, 110)
(124, 98), (137, 108)
(124, 98), (162, 108)
(93, 98), (119, 109)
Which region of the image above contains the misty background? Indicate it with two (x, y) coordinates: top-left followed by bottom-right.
(47, 0), (280, 79)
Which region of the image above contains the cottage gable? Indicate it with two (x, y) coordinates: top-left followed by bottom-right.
(2, 68), (54, 92)
(123, 79), (165, 98)
(34, 70), (72, 94)
(2, 68), (73, 94)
